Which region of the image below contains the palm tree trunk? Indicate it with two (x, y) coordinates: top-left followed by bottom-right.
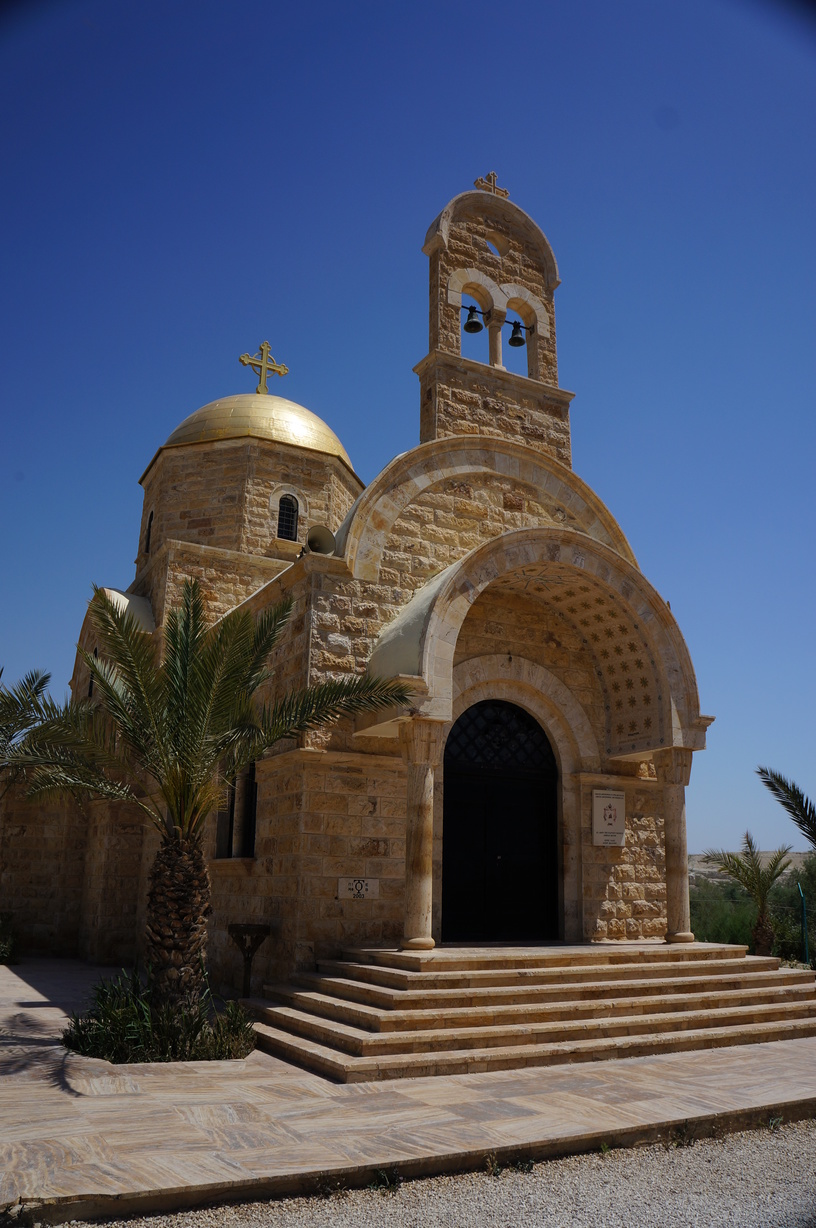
(752, 911), (774, 957)
(145, 834), (212, 1006)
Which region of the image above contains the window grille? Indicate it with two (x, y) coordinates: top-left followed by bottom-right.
(277, 495), (299, 541)
(444, 699), (557, 775)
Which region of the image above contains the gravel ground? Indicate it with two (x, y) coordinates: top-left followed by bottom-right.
(73, 1119), (816, 1228)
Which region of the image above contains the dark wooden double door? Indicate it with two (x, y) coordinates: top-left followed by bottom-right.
(442, 700), (559, 943)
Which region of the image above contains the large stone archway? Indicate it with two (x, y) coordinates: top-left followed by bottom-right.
(369, 528), (712, 952)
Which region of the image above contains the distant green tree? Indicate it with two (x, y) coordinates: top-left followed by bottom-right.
(769, 852), (816, 963)
(689, 877), (755, 947)
(703, 832), (792, 956)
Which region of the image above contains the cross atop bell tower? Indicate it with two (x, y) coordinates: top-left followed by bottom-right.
(473, 170), (510, 198)
(413, 182), (575, 467)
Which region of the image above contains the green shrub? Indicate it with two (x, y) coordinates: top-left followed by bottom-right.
(62, 969), (256, 1063)
(769, 853), (816, 964)
(0, 913), (16, 964)
(770, 906), (809, 962)
(689, 878), (755, 946)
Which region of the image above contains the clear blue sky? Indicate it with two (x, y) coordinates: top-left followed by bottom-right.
(1, 0), (814, 852)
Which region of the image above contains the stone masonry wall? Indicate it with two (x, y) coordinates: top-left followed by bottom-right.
(379, 476), (586, 600)
(417, 356), (572, 466)
(136, 439), (362, 578)
(77, 800), (145, 963)
(239, 443), (361, 553)
(580, 779), (667, 941)
(0, 789), (87, 954)
(205, 750), (406, 989)
(132, 541), (291, 636)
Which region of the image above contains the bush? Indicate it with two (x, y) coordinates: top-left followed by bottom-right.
(62, 969), (256, 1063)
(770, 854), (816, 964)
(0, 913), (16, 964)
(689, 878), (755, 946)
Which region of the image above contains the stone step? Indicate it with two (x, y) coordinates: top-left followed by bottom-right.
(260, 979), (816, 1034)
(341, 942), (749, 973)
(254, 945), (816, 1082)
(313, 955), (781, 994)
(281, 965), (809, 1011)
(252, 1014), (816, 1083)
(252, 998), (816, 1057)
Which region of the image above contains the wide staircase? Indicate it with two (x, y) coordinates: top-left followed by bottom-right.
(247, 943), (816, 1083)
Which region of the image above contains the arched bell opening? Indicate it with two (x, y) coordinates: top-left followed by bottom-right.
(460, 290), (492, 366)
(441, 698), (559, 943)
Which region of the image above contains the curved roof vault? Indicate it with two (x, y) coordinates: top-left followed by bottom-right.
(95, 589), (156, 634)
(368, 527), (712, 760)
(335, 436), (637, 581)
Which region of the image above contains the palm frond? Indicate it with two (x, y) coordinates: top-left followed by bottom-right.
(704, 830), (792, 913)
(6, 580), (412, 844)
(0, 667), (52, 755)
(243, 597), (294, 692)
(757, 766), (816, 850)
(88, 587), (166, 751)
(254, 675), (412, 749)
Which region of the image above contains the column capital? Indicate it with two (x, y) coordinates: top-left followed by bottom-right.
(653, 747), (693, 788)
(399, 718), (446, 767)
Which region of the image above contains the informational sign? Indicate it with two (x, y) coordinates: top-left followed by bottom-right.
(338, 877), (379, 900)
(592, 789), (626, 847)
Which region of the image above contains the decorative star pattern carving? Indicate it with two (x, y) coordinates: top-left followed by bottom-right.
(497, 564), (665, 756)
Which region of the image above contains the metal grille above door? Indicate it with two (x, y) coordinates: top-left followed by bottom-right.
(444, 698), (558, 775)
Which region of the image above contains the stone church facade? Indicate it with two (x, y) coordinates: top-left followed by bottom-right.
(0, 179), (713, 993)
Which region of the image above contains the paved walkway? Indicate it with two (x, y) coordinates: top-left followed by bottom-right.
(3, 958), (816, 1224)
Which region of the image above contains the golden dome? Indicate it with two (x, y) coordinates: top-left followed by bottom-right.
(162, 394), (353, 468)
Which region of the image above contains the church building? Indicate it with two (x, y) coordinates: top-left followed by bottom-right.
(1, 177), (715, 997)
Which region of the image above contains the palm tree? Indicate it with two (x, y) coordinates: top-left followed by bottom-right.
(757, 767), (816, 851)
(12, 580), (411, 1006)
(0, 667), (52, 793)
(703, 831), (792, 956)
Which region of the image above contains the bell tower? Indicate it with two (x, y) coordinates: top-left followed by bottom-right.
(414, 174), (575, 467)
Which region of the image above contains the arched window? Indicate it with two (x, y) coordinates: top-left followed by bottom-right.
(144, 510), (154, 555)
(277, 495), (299, 541)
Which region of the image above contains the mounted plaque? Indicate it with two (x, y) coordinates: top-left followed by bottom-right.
(338, 877), (379, 900)
(592, 789), (626, 847)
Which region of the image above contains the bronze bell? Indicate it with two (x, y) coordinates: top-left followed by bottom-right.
(508, 321), (526, 347)
(463, 306), (484, 334)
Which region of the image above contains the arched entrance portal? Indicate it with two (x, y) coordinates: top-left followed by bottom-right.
(441, 699), (559, 943)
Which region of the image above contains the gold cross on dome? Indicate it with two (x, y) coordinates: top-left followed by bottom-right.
(474, 171), (509, 199)
(239, 341), (289, 393)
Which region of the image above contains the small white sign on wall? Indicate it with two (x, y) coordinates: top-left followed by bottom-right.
(338, 877), (379, 900)
(592, 789), (626, 847)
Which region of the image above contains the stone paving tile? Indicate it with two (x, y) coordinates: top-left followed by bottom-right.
(4, 958), (816, 1218)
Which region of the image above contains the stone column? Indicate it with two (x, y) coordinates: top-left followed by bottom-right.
(488, 308), (507, 370)
(653, 747), (695, 943)
(399, 718), (445, 951)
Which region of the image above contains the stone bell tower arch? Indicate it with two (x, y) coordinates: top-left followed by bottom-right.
(414, 172), (575, 466)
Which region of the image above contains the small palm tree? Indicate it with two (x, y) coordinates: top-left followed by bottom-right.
(757, 767), (816, 852)
(703, 831), (792, 956)
(12, 580), (411, 1005)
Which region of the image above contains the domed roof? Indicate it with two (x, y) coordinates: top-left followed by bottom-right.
(162, 393), (353, 468)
